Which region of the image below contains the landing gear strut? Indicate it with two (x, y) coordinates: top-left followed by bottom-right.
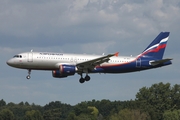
(79, 73), (91, 83)
(26, 69), (31, 79)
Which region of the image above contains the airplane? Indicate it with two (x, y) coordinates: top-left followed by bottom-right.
(6, 32), (172, 83)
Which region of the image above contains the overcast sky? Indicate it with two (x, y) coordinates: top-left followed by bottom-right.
(1, 0), (180, 105)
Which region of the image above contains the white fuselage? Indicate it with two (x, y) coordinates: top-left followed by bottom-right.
(7, 52), (136, 71)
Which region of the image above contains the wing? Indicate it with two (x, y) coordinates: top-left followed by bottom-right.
(76, 52), (119, 72)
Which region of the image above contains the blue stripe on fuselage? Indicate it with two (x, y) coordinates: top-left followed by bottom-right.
(91, 58), (172, 74)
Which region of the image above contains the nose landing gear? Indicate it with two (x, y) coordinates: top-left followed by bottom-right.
(26, 69), (31, 79)
(26, 75), (31, 79)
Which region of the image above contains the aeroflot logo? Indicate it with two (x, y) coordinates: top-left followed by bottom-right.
(39, 52), (63, 56)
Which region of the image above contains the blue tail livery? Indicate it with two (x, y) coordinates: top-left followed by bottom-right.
(7, 32), (172, 83)
(140, 32), (169, 59)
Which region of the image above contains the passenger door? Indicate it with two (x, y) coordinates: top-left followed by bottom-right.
(28, 52), (33, 62)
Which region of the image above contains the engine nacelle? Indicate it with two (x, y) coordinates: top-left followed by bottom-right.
(52, 65), (76, 78)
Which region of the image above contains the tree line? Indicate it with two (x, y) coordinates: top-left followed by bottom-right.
(0, 82), (180, 120)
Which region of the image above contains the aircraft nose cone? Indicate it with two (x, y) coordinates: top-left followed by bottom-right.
(6, 59), (13, 66)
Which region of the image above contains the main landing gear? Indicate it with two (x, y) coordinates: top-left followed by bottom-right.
(26, 69), (31, 79)
(79, 74), (91, 83)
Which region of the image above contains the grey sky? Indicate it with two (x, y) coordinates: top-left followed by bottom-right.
(0, 0), (180, 105)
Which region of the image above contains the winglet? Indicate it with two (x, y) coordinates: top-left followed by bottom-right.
(114, 52), (119, 57)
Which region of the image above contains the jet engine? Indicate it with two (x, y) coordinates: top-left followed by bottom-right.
(52, 65), (76, 78)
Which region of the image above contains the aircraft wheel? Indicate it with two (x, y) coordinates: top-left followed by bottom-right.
(85, 75), (90, 81)
(26, 75), (31, 79)
(79, 78), (85, 83)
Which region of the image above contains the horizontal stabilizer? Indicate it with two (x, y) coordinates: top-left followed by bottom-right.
(150, 58), (173, 66)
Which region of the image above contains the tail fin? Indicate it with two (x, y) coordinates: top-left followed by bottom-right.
(139, 32), (170, 59)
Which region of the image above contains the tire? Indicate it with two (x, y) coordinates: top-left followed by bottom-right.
(79, 78), (85, 83)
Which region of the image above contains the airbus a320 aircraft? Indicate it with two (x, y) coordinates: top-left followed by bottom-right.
(7, 32), (172, 83)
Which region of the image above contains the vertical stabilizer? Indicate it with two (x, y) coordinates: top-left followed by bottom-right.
(140, 32), (170, 59)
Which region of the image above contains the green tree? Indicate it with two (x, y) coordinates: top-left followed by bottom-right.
(163, 110), (180, 120)
(98, 99), (112, 117)
(0, 109), (14, 120)
(109, 109), (150, 120)
(25, 102), (30, 106)
(76, 113), (96, 120)
(19, 101), (24, 106)
(7, 102), (15, 107)
(24, 110), (43, 120)
(88, 106), (99, 118)
(136, 82), (180, 120)
(43, 108), (61, 120)
(73, 102), (89, 116)
(67, 112), (78, 120)
(0, 99), (6, 107)
(171, 84), (180, 109)
(43, 101), (72, 119)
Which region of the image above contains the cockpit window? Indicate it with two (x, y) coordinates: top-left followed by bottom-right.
(13, 55), (19, 58)
(13, 55), (22, 58)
